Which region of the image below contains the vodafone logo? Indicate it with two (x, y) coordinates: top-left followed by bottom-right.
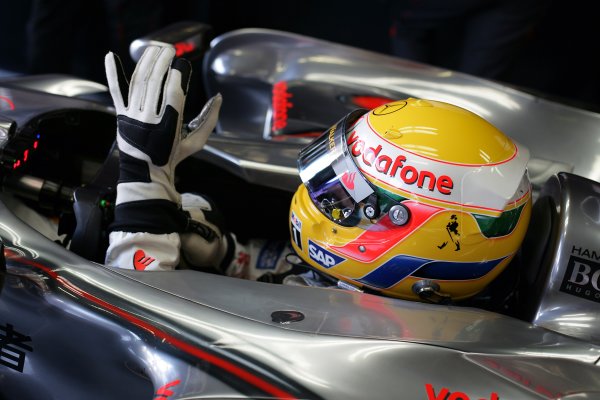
(133, 249), (156, 270)
(347, 130), (454, 196)
(155, 379), (181, 399)
(426, 383), (499, 400)
(341, 113), (528, 213)
(341, 171), (356, 190)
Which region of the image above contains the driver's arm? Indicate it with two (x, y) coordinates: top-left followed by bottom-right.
(103, 45), (293, 281)
(103, 45), (227, 271)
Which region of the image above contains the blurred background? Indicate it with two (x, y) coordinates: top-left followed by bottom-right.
(1, 0), (598, 111)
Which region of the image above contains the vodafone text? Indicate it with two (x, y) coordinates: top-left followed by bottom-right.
(347, 131), (454, 195)
(426, 384), (499, 400)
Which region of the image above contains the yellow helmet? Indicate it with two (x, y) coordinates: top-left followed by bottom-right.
(289, 99), (531, 302)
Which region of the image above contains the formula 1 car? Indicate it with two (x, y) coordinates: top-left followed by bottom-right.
(1, 22), (600, 399)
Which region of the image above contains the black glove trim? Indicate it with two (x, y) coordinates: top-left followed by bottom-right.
(118, 151), (151, 183)
(109, 52), (130, 108)
(117, 105), (178, 167)
(186, 219), (217, 242)
(110, 199), (188, 234)
(219, 232), (236, 272)
(184, 192), (227, 229)
(171, 58), (192, 95)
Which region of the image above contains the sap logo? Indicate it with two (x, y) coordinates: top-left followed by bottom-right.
(560, 255), (600, 303)
(308, 240), (345, 269)
(426, 383), (499, 400)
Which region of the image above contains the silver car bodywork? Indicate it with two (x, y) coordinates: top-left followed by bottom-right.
(201, 29), (600, 193)
(1, 28), (600, 399)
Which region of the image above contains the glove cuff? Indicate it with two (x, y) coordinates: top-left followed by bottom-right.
(115, 180), (179, 204)
(110, 199), (189, 234)
(105, 231), (181, 271)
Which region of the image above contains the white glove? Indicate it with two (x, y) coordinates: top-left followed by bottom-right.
(179, 193), (292, 278)
(179, 192), (229, 269)
(103, 45), (222, 270)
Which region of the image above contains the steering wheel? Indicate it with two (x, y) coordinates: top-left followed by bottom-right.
(69, 140), (119, 263)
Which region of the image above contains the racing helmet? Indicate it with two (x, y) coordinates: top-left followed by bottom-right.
(289, 98), (531, 301)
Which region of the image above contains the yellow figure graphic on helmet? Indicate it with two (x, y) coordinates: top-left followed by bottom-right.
(290, 98), (531, 302)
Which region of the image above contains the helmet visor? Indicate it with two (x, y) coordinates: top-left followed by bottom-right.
(298, 109), (374, 224)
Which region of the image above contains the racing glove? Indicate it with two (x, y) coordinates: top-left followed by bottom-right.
(103, 45), (224, 270)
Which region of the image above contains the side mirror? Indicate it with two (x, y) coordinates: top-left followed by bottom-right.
(129, 21), (213, 63)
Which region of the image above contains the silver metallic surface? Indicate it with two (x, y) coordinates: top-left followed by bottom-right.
(388, 203), (410, 225)
(412, 279), (451, 304)
(129, 21), (211, 62)
(530, 173), (600, 343)
(0, 84), (111, 126)
(3, 195), (600, 398)
(130, 39), (172, 63)
(3, 175), (45, 201)
(2, 27), (600, 398)
(0, 116), (14, 148)
(0, 74), (108, 97)
(364, 204), (377, 219)
(202, 29), (600, 195)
